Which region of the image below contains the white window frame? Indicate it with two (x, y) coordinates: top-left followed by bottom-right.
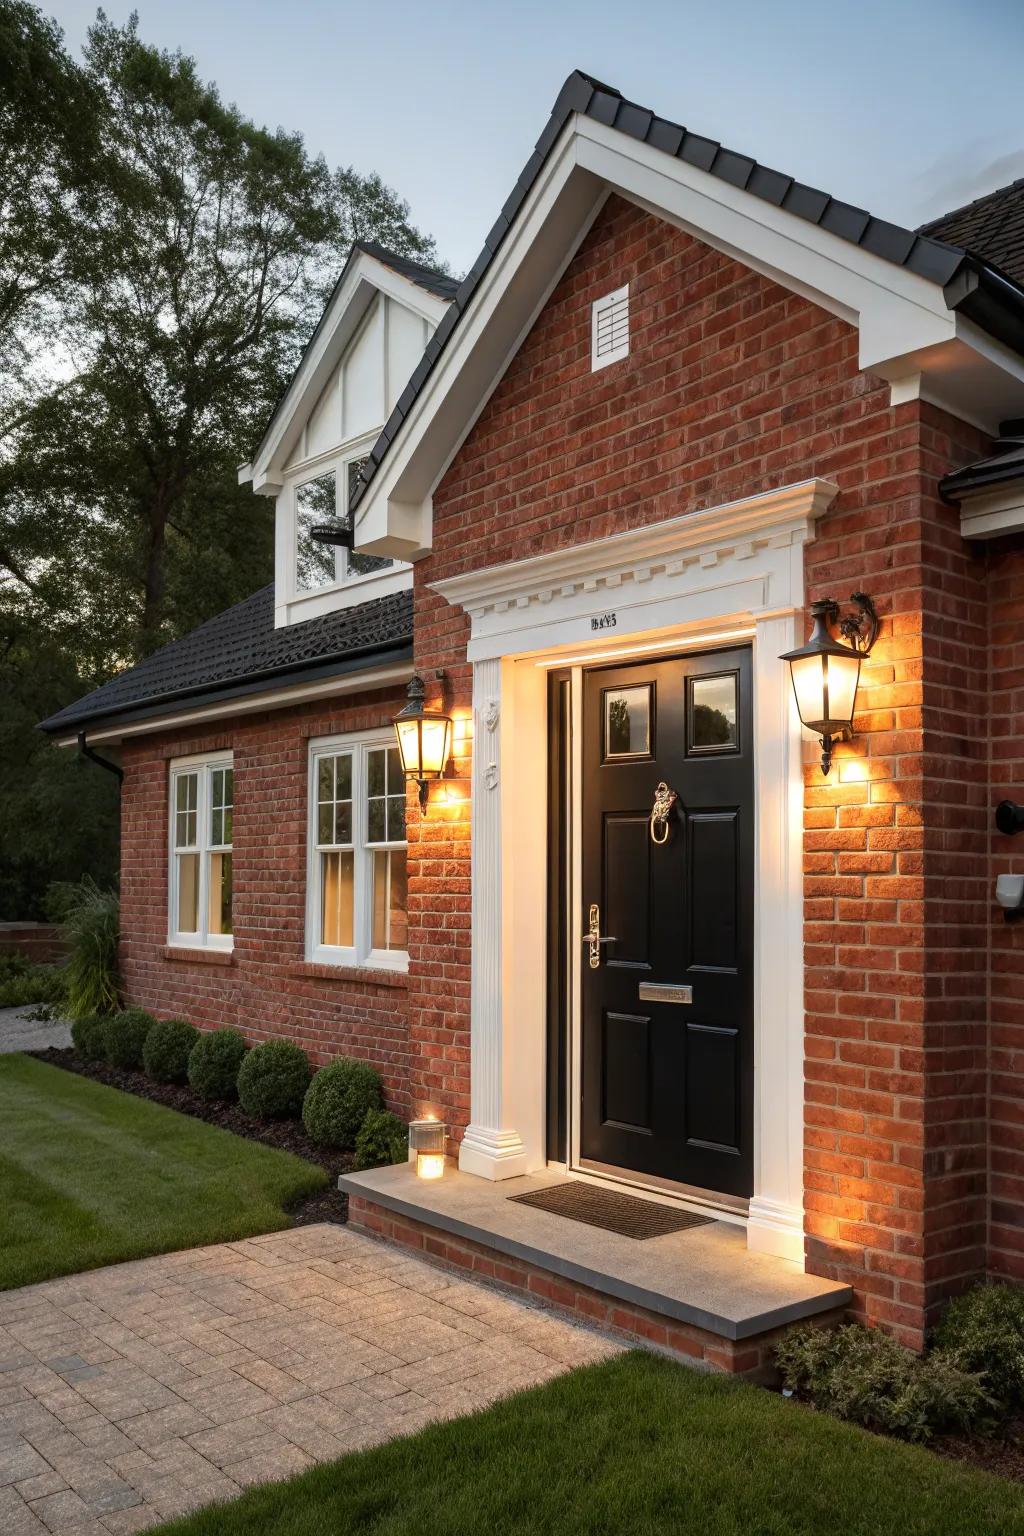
(167, 751), (234, 951)
(591, 283), (630, 370)
(306, 729), (409, 972)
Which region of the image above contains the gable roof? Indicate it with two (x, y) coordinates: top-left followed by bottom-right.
(920, 178), (1024, 289)
(39, 585), (413, 738)
(242, 240), (454, 494)
(349, 71), (1024, 521)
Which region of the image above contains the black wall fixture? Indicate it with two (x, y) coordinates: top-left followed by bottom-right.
(996, 800), (1024, 836)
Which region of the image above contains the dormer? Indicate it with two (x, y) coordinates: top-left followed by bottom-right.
(240, 243), (455, 627)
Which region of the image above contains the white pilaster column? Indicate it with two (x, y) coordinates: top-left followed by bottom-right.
(747, 611), (806, 1262)
(459, 656), (528, 1178)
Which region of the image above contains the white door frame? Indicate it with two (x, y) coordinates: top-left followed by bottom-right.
(431, 478), (838, 1263)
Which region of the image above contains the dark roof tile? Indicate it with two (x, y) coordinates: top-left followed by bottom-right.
(919, 176), (1024, 287)
(41, 586), (412, 735)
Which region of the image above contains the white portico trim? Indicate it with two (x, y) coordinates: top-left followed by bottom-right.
(433, 477), (838, 1265)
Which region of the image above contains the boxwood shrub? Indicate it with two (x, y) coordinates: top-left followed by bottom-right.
(187, 1027), (248, 1101)
(775, 1321), (991, 1442)
(302, 1058), (383, 1149)
(237, 1039), (311, 1120)
(353, 1108), (408, 1170)
(70, 1013), (106, 1062)
(142, 1018), (199, 1084)
(934, 1283), (1024, 1414)
(101, 1007), (156, 1070)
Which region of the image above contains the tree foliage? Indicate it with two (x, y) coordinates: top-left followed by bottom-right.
(0, 4), (442, 916)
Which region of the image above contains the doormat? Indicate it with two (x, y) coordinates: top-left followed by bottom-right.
(508, 1182), (715, 1240)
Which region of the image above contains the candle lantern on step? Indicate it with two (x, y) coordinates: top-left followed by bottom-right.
(409, 1118), (448, 1180)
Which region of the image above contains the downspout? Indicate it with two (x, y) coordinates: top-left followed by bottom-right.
(77, 730), (123, 785)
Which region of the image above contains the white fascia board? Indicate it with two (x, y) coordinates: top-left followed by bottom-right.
(958, 481), (1024, 539)
(55, 660), (414, 749)
(240, 252), (449, 495)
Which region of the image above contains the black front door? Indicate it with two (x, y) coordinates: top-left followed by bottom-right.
(580, 647), (754, 1199)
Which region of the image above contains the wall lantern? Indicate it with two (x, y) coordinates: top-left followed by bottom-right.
(409, 1118), (447, 1179)
(780, 592), (879, 776)
(393, 673), (453, 809)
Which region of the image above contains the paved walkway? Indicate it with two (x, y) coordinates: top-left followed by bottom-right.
(0, 1224), (619, 1534)
(0, 1007), (71, 1055)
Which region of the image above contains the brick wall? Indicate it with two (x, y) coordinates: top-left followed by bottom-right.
(119, 686), (412, 1113)
(411, 193), (1002, 1345)
(987, 535), (1024, 1281)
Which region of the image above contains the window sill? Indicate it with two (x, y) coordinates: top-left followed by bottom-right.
(163, 945), (235, 967)
(288, 960), (409, 990)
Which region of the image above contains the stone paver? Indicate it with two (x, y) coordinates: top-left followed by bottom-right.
(0, 1007), (71, 1054)
(0, 1225), (619, 1533)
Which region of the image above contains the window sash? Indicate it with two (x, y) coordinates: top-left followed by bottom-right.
(168, 756), (233, 950)
(307, 734), (408, 970)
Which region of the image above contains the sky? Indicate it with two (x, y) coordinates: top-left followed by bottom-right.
(50, 0), (1024, 276)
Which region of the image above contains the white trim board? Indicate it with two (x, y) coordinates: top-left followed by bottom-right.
(440, 476), (832, 1265)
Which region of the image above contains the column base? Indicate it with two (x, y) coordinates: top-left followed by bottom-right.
(458, 1124), (528, 1180)
(746, 1196), (805, 1264)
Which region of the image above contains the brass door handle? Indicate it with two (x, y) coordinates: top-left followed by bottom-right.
(584, 903), (617, 969)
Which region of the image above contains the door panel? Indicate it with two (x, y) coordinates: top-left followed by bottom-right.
(580, 647), (754, 1198)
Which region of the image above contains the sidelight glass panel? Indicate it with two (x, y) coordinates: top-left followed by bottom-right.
(688, 673), (739, 753)
(603, 685), (652, 759)
(321, 850), (354, 947)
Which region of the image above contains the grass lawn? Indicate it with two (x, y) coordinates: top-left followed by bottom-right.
(0, 1053), (328, 1289)
(151, 1353), (1024, 1536)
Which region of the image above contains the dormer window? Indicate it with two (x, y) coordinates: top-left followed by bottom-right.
(293, 455), (392, 594)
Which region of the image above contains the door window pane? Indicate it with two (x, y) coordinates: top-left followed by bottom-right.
(688, 673), (739, 753)
(177, 852), (199, 933)
(604, 685), (652, 759)
(295, 472), (338, 592)
(321, 850), (354, 947)
(372, 849), (408, 951)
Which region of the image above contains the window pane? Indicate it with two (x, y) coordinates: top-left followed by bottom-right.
(335, 753), (352, 800)
(604, 685), (652, 758)
(334, 801), (352, 844)
(317, 756), (334, 805)
(175, 808), (197, 849)
(295, 472), (337, 592)
(345, 459), (391, 577)
(177, 852), (199, 933)
(386, 792), (406, 841)
(367, 796), (386, 844)
(372, 849), (408, 952)
(689, 674), (739, 752)
(176, 773), (197, 814)
(209, 852), (233, 936)
(211, 809), (223, 846)
(367, 747), (386, 797)
(317, 803), (333, 844)
(321, 850), (354, 947)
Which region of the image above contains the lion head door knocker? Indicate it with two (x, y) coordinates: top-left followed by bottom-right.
(649, 781), (679, 846)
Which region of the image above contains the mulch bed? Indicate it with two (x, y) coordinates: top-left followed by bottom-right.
(932, 1420), (1024, 1484)
(29, 1046), (352, 1227)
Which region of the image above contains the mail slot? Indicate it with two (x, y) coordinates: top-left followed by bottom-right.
(638, 982), (693, 1005)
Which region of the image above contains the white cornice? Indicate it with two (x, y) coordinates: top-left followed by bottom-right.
(433, 478), (838, 621)
(957, 479), (1024, 540)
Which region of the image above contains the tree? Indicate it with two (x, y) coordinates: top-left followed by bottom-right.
(0, 6), (443, 915)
